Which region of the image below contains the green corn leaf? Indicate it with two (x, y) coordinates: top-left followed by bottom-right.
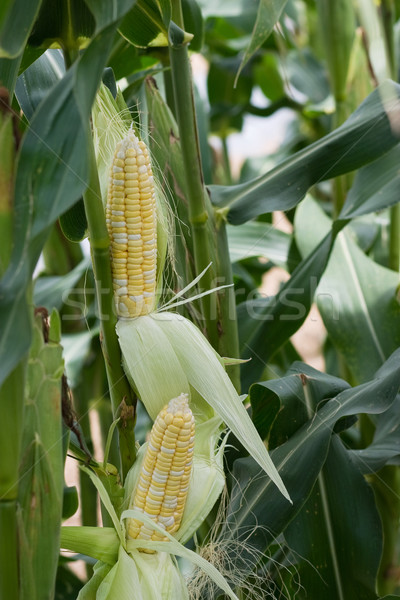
(235, 0), (289, 85)
(237, 223), (344, 391)
(285, 436), (382, 599)
(340, 145), (400, 219)
(209, 81), (400, 225)
(226, 221), (291, 267)
(15, 49), (65, 120)
(0, 0), (42, 58)
(119, 0), (168, 48)
(295, 196), (400, 384)
(0, 0), (136, 389)
(215, 349), (400, 582)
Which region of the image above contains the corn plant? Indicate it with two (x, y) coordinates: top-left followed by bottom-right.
(1, 0), (400, 598)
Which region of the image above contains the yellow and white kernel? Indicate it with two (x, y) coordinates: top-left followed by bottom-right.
(127, 394), (195, 551)
(106, 131), (157, 318)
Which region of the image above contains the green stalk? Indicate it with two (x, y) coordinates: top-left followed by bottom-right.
(42, 222), (83, 275)
(0, 501), (19, 600)
(380, 0), (400, 272)
(168, 36), (219, 347)
(82, 139), (136, 480)
(73, 355), (103, 575)
(389, 191), (400, 271)
(168, 3), (240, 376)
(0, 95), (23, 600)
(161, 52), (176, 118)
(317, 0), (355, 217)
(221, 136), (233, 186)
(0, 362), (25, 600)
(216, 218), (240, 392)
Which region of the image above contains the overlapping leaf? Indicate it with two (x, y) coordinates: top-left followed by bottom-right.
(209, 81), (400, 224)
(295, 196), (400, 384)
(0, 0), (136, 388)
(214, 350), (400, 590)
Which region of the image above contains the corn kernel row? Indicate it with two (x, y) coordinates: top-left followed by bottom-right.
(127, 394), (195, 549)
(106, 131), (157, 318)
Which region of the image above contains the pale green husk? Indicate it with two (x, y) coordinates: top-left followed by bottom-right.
(62, 461), (238, 600)
(117, 312), (290, 502)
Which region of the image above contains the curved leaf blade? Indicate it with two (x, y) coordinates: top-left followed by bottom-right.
(285, 436), (382, 600)
(0, 0), (42, 58)
(340, 144), (400, 219)
(295, 197), (400, 384)
(0, 0), (136, 388)
(209, 81), (400, 225)
(236, 0), (288, 83)
(238, 226), (344, 391)
(217, 349), (400, 581)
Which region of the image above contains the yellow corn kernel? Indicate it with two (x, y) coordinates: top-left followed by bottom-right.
(127, 394), (195, 552)
(106, 131), (157, 318)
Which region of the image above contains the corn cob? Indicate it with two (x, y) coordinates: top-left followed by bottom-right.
(106, 130), (157, 318)
(127, 394), (195, 551)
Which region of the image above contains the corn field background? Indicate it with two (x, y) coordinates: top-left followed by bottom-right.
(1, 0), (400, 598)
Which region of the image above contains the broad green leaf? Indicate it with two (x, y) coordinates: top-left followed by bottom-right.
(59, 198), (88, 241)
(226, 221), (291, 267)
(350, 396), (400, 473)
(0, 0), (42, 58)
(15, 49), (65, 119)
(295, 196), (400, 384)
(0, 54), (23, 95)
(340, 145), (400, 219)
(217, 349), (400, 578)
(253, 51), (284, 102)
(238, 226), (343, 391)
(119, 0), (168, 48)
(250, 362), (350, 442)
(209, 82), (400, 224)
(0, 0), (13, 30)
(182, 0), (204, 52)
(235, 0), (289, 84)
(18, 313), (65, 600)
(208, 56), (252, 135)
(33, 256), (91, 311)
(27, 0), (95, 51)
(284, 49), (330, 104)
(285, 436), (382, 600)
(0, 0), (136, 389)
